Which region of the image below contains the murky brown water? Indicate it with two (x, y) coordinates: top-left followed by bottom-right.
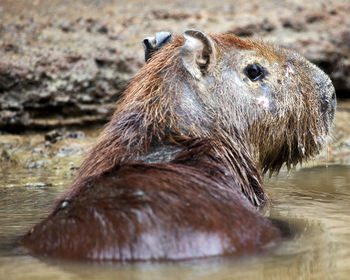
(1, 155), (350, 280)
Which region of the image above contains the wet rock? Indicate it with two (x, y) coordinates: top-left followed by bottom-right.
(45, 130), (63, 144)
(65, 131), (85, 139)
(45, 129), (85, 143)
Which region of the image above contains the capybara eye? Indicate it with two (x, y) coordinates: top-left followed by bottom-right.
(244, 63), (265, 81)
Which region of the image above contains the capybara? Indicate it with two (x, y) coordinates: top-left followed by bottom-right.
(20, 30), (336, 261)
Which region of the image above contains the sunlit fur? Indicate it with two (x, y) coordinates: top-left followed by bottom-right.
(20, 33), (335, 261)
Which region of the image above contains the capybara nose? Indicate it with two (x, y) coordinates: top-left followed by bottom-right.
(320, 81), (336, 121)
(311, 65), (336, 122)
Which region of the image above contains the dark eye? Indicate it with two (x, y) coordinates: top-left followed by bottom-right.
(244, 63), (265, 81)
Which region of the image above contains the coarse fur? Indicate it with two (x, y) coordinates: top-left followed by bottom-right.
(20, 31), (335, 261)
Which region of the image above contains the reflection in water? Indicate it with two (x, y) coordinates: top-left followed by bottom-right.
(0, 165), (350, 280)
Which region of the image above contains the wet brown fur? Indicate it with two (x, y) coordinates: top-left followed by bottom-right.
(20, 32), (335, 261)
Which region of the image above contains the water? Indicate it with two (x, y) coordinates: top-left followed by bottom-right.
(1, 158), (350, 279)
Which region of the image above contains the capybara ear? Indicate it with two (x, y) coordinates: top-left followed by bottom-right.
(143, 31), (173, 62)
(181, 30), (216, 80)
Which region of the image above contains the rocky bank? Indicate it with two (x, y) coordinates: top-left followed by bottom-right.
(0, 0), (349, 131)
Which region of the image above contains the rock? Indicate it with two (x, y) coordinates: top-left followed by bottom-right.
(65, 131), (85, 139)
(1, 149), (11, 161)
(45, 130), (63, 143)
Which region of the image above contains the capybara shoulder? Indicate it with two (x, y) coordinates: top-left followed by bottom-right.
(20, 30), (336, 261)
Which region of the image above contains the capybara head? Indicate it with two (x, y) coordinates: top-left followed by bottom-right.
(183, 31), (336, 173)
(79, 30), (335, 180)
(177, 31), (336, 174)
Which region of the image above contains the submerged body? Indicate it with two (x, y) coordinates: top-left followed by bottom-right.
(20, 31), (335, 261)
